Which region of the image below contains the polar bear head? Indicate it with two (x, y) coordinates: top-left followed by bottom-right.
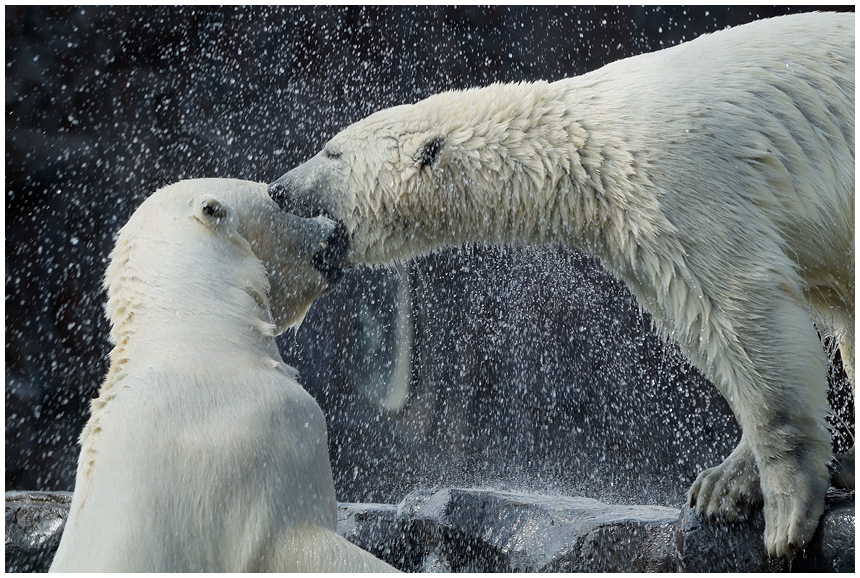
(268, 83), (563, 265)
(106, 179), (344, 339)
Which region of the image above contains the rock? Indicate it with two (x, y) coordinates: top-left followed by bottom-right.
(336, 502), (411, 569)
(5, 488), (854, 572)
(5, 491), (71, 573)
(394, 488), (680, 572)
(674, 495), (782, 572)
(801, 489), (856, 573)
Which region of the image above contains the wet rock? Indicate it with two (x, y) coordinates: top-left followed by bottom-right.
(5, 488), (854, 572)
(336, 502), (411, 569)
(802, 489), (857, 573)
(5, 491), (71, 573)
(394, 488), (680, 572)
(674, 495), (782, 572)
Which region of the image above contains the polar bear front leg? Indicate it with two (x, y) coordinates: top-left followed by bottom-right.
(687, 292), (832, 558)
(748, 305), (833, 558)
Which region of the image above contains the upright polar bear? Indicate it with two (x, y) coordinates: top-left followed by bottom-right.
(50, 179), (397, 572)
(269, 13), (855, 558)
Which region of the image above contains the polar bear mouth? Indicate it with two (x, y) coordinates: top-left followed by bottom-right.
(312, 221), (349, 284)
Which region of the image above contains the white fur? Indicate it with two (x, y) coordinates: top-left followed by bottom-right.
(270, 13), (854, 558)
(50, 179), (397, 572)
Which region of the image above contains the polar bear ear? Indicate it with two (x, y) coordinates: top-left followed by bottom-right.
(416, 135), (446, 169)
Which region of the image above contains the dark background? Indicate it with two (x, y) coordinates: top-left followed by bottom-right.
(6, 6), (854, 505)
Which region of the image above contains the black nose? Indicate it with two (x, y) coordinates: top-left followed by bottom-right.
(267, 178), (292, 213)
(268, 174), (322, 218)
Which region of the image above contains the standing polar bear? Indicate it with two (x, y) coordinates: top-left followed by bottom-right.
(269, 13), (855, 559)
(50, 179), (397, 572)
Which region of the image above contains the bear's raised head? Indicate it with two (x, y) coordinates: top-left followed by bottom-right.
(53, 177), (401, 572)
(107, 178), (344, 339)
(268, 83), (571, 265)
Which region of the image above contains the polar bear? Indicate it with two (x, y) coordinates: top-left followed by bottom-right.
(49, 179), (397, 572)
(268, 13), (855, 559)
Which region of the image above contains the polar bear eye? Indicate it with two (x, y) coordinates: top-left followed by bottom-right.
(324, 145), (342, 160)
(202, 199), (227, 223)
(197, 198), (230, 230)
(417, 136), (445, 169)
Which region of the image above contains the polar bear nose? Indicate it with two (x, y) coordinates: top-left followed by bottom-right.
(267, 177), (295, 214)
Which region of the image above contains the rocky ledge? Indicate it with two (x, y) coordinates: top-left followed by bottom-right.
(6, 488), (854, 572)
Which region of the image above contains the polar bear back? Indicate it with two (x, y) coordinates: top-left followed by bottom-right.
(54, 365), (337, 572)
(589, 12), (854, 273)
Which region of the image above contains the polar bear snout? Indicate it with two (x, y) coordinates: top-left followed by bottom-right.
(269, 169), (324, 220)
(270, 165), (352, 278)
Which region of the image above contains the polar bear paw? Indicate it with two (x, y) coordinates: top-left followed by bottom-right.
(688, 441), (762, 522)
(689, 437), (830, 558)
(755, 441), (829, 558)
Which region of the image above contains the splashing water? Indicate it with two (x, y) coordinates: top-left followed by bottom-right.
(6, 6), (853, 508)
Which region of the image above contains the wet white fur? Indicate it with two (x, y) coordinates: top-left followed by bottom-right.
(50, 179), (397, 572)
(274, 13), (854, 558)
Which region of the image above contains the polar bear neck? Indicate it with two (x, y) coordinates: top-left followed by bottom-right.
(100, 227), (282, 391)
(392, 79), (759, 381)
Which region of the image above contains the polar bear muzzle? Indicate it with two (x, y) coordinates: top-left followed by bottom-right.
(269, 169), (351, 277)
(268, 166), (331, 220)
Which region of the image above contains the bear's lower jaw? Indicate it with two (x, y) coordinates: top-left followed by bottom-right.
(313, 221), (350, 283)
